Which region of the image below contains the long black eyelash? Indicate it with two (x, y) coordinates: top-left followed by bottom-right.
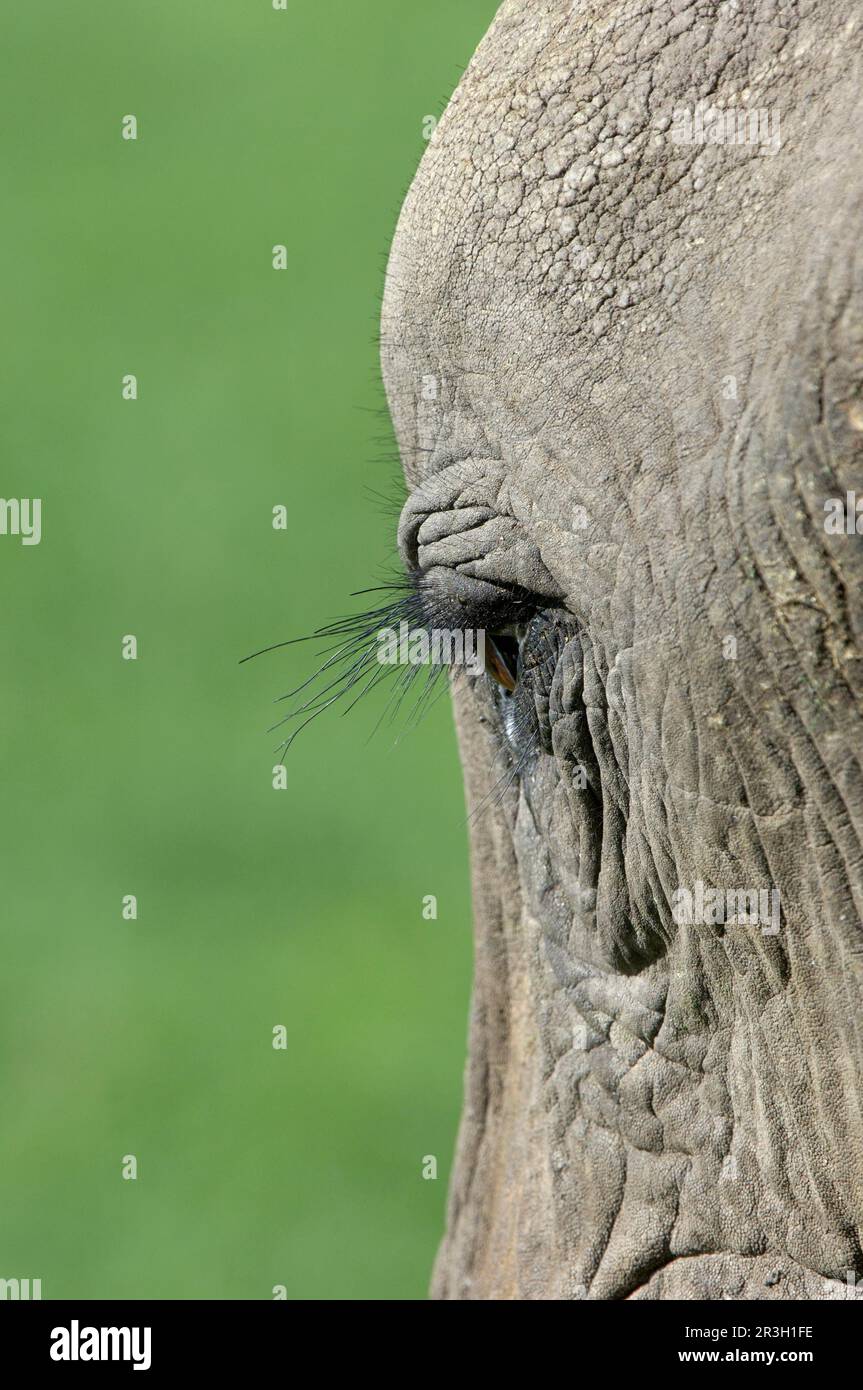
(240, 569), (468, 758)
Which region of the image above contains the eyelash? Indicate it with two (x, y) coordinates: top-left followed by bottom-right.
(241, 564), (537, 756)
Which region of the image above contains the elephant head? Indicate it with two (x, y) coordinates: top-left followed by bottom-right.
(375, 0), (863, 1300)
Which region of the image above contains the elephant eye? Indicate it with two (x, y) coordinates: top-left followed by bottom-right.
(486, 633), (519, 692)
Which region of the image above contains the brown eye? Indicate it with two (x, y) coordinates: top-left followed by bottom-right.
(486, 634), (519, 692)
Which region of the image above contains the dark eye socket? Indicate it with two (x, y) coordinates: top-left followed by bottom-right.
(484, 610), (578, 759)
(487, 634), (520, 692)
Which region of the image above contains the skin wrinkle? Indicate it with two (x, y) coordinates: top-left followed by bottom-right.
(382, 0), (863, 1298)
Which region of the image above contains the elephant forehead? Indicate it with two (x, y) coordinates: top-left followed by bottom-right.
(383, 0), (854, 474)
(384, 0), (845, 341)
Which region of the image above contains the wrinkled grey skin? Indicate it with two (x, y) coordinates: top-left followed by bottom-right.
(381, 0), (863, 1299)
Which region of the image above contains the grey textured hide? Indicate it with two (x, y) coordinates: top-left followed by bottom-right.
(381, 0), (863, 1300)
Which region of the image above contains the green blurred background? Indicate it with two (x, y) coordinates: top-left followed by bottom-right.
(0, 0), (500, 1299)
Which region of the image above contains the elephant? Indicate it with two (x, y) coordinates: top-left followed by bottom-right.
(354, 0), (863, 1300)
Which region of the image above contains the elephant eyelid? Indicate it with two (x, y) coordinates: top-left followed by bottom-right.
(403, 565), (542, 637)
